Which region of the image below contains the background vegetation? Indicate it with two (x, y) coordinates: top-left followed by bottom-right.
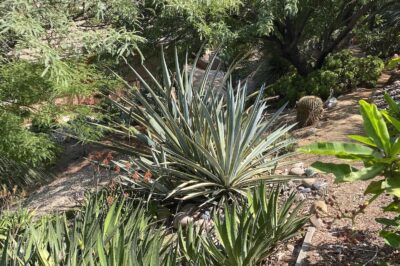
(0, 0), (400, 264)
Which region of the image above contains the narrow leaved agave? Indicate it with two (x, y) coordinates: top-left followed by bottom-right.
(100, 46), (296, 203)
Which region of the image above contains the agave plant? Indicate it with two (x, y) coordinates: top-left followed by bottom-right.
(0, 191), (174, 265)
(101, 48), (296, 203)
(177, 184), (308, 265)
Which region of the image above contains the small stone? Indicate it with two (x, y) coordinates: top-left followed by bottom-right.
(173, 213), (194, 229)
(200, 211), (211, 221)
(292, 162), (304, 169)
(289, 167), (305, 176)
(287, 180), (295, 188)
(310, 215), (324, 228)
(312, 181), (328, 191)
(287, 244), (295, 252)
(275, 169), (284, 175)
(304, 168), (316, 177)
(297, 186), (305, 190)
(301, 178), (316, 188)
(312, 200), (328, 214)
(300, 188), (311, 193)
(295, 193), (306, 202)
(194, 219), (206, 227)
(325, 97), (337, 109)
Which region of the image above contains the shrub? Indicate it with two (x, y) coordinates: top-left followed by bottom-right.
(355, 23), (400, 58)
(177, 184), (308, 265)
(104, 49), (296, 204)
(270, 50), (384, 104)
(299, 96), (400, 248)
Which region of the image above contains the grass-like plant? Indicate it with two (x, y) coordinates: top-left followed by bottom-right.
(0, 191), (174, 265)
(177, 184), (308, 265)
(103, 48), (296, 203)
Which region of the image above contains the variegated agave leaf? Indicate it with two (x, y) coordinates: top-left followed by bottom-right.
(108, 48), (296, 203)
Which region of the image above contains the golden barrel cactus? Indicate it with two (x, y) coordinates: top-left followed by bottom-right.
(296, 96), (323, 127)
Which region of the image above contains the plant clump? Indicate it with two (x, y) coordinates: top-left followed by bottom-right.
(102, 49), (296, 204)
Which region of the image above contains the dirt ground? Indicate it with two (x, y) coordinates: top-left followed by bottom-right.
(18, 72), (400, 264)
(272, 74), (400, 265)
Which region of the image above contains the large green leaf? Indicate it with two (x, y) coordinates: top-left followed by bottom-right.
(383, 202), (400, 213)
(298, 142), (375, 157)
(347, 135), (377, 147)
(382, 111), (400, 133)
(359, 100), (391, 155)
(364, 180), (385, 195)
(311, 162), (384, 182)
(382, 178), (400, 197)
(380, 231), (400, 248)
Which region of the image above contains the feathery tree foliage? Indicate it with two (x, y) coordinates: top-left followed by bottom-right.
(166, 0), (397, 76)
(0, 0), (143, 184)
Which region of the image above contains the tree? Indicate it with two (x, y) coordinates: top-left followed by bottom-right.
(0, 0), (144, 181)
(166, 0), (397, 76)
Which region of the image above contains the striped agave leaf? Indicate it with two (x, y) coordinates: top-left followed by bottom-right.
(108, 47), (296, 203)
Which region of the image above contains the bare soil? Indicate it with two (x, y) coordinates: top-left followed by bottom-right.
(271, 73), (400, 265)
(21, 142), (121, 216)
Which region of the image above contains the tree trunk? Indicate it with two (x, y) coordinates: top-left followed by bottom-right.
(282, 47), (312, 77)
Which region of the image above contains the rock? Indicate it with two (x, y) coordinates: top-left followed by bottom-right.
(173, 213), (194, 229)
(312, 200), (328, 214)
(301, 178), (316, 188)
(310, 215), (324, 228)
(200, 211), (211, 221)
(274, 169), (284, 175)
(292, 162), (304, 169)
(312, 181), (328, 191)
(194, 219), (206, 227)
(194, 218), (213, 231)
(287, 180), (296, 188)
(295, 193), (306, 202)
(289, 167), (305, 176)
(287, 244), (295, 253)
(300, 188), (311, 193)
(325, 97), (337, 109)
(304, 168), (316, 177)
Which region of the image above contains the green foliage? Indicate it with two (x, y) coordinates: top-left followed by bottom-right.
(387, 57), (400, 70)
(0, 0), (142, 187)
(178, 184), (308, 265)
(0, 185), (307, 265)
(0, 60), (115, 188)
(299, 97), (400, 247)
(0, 0), (144, 83)
(0, 191), (174, 265)
(0, 208), (32, 240)
(271, 50), (384, 104)
(0, 112), (56, 167)
(356, 25), (400, 58)
(103, 49), (296, 204)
